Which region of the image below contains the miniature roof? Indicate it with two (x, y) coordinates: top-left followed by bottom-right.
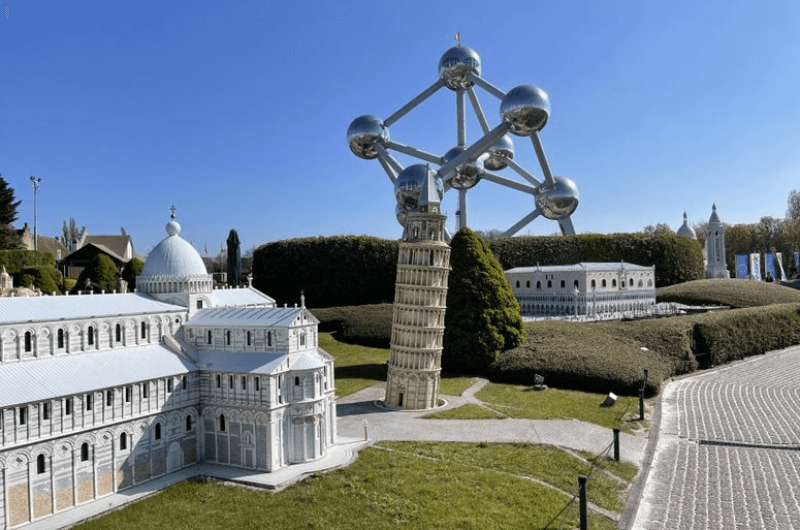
(140, 212), (209, 279)
(207, 287), (275, 307)
(0, 293), (185, 325)
(187, 306), (318, 328)
(0, 345), (194, 407)
(195, 350), (287, 375)
(709, 203), (721, 224)
(84, 235), (132, 259)
(506, 262), (653, 274)
(290, 353), (325, 371)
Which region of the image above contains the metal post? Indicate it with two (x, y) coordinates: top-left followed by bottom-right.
(29, 176), (42, 251)
(578, 475), (588, 530)
(613, 428), (620, 462)
(458, 189), (468, 230)
(456, 89), (467, 147)
(639, 388), (645, 421)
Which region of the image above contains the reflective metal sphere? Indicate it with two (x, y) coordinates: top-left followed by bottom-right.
(500, 85), (550, 136)
(347, 115), (389, 159)
(438, 46), (481, 90)
(483, 134), (515, 171)
(535, 176), (579, 220)
(442, 146), (485, 189)
(395, 203), (408, 226)
(395, 164), (438, 209)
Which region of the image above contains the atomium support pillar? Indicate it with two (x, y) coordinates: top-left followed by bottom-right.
(385, 209), (450, 410)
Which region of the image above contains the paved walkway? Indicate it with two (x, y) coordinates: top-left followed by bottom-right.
(25, 437), (367, 530)
(633, 345), (800, 529)
(337, 380), (647, 465)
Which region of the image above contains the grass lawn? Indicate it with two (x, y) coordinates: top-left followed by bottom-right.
(78, 442), (627, 530)
(657, 278), (800, 307)
(476, 383), (642, 432)
(424, 404), (505, 420)
(320, 332), (389, 397)
(438, 377), (477, 396)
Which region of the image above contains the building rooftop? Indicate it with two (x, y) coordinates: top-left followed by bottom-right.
(207, 287), (275, 307)
(195, 350), (287, 375)
(0, 293), (186, 325)
(187, 306), (317, 328)
(0, 344), (194, 407)
(506, 262), (654, 274)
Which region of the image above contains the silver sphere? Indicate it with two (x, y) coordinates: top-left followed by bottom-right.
(483, 134), (515, 171)
(500, 85), (550, 136)
(442, 146), (485, 190)
(535, 176), (579, 220)
(347, 115), (389, 159)
(438, 46), (481, 90)
(395, 164), (438, 210)
(395, 203), (408, 226)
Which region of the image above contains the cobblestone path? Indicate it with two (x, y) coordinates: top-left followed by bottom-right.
(633, 346), (800, 530)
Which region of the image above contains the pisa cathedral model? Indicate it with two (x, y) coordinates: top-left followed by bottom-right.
(384, 166), (450, 409)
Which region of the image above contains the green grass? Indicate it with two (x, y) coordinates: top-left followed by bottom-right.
(424, 404), (505, 420)
(578, 451), (639, 482)
(657, 278), (800, 307)
(78, 443), (624, 530)
(320, 332), (389, 397)
(438, 377), (477, 396)
(476, 383), (641, 431)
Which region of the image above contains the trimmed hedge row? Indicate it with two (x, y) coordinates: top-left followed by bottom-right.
(489, 233), (704, 288)
(253, 233), (704, 307)
(311, 304), (393, 347)
(657, 279), (800, 308)
(0, 250), (56, 274)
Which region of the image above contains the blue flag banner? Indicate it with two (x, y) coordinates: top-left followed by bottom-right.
(736, 254), (750, 279)
(750, 253), (762, 281)
(766, 253), (778, 281)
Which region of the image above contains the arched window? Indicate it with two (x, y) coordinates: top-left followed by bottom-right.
(57, 329), (64, 349)
(629, 278), (634, 287)
(515, 280), (520, 288)
(247, 331), (251, 346)
(120, 432), (127, 450)
(115, 324), (121, 342)
(536, 281), (542, 290)
(591, 279), (596, 289)
(525, 281), (530, 288)
(601, 279), (607, 288)
(612, 279), (617, 287)
(295, 376), (300, 386)
(87, 326), (94, 346)
(226, 330), (231, 345)
(547, 280), (552, 289)
(37, 454), (46, 474)
(154, 423), (161, 441)
(216, 374), (221, 388)
(186, 415), (193, 432)
(80, 443), (89, 462)
(300, 332), (306, 347)
(267, 331), (272, 347)
(638, 280), (643, 287)
(560, 280), (566, 288)
(196, 299), (203, 309)
(207, 330), (212, 344)
(574, 280), (580, 289)
(647, 279), (653, 287)
(24, 331), (32, 353)
(219, 414), (226, 432)
(141, 322), (147, 339)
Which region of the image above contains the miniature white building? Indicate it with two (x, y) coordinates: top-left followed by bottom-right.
(0, 211), (337, 529)
(677, 212), (697, 240)
(506, 263), (656, 317)
(705, 204), (730, 279)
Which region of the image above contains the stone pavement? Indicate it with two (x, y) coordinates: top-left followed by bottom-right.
(337, 380), (647, 465)
(24, 437), (367, 530)
(633, 345), (800, 530)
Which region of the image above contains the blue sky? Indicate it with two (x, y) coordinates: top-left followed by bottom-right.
(2, 1), (799, 255)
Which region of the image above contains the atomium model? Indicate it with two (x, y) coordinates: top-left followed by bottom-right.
(347, 36), (579, 236)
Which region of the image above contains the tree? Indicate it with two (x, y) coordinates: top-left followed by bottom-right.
(0, 175), (21, 249)
(642, 223), (674, 236)
(226, 229), (241, 286)
(122, 257), (144, 290)
(72, 254), (118, 293)
(787, 189), (800, 221)
(59, 217), (86, 250)
(442, 228), (525, 374)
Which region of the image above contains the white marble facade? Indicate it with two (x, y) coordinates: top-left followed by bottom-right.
(0, 212), (337, 529)
(507, 262), (656, 317)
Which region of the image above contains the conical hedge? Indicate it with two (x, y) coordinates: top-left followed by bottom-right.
(443, 228), (525, 374)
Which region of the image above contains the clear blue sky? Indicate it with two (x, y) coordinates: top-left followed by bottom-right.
(2, 1), (799, 255)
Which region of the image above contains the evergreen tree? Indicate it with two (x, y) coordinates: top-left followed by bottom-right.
(122, 257), (144, 290)
(442, 228), (525, 374)
(0, 175), (22, 249)
(227, 229), (241, 286)
(72, 254), (119, 293)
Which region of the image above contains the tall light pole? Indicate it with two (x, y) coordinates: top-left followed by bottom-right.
(29, 176), (42, 252)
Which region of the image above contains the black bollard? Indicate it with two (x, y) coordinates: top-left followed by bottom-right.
(639, 388), (645, 421)
(613, 428), (620, 462)
(578, 475), (588, 530)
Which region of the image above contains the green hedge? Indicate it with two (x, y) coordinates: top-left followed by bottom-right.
(253, 236), (398, 308)
(15, 266), (63, 294)
(311, 304), (393, 347)
(253, 233), (703, 307)
(489, 233), (704, 288)
(0, 250), (56, 274)
(657, 279), (800, 308)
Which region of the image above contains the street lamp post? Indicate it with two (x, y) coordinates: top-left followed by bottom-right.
(29, 176), (42, 252)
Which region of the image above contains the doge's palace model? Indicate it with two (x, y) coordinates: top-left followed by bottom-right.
(347, 35), (580, 236)
(0, 210), (337, 529)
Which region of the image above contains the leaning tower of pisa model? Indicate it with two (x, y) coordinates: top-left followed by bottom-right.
(385, 167), (451, 410)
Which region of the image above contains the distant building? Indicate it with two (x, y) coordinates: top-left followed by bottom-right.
(61, 235), (136, 279)
(705, 204), (730, 279)
(17, 223), (68, 260)
(676, 211), (697, 240)
(506, 262), (656, 317)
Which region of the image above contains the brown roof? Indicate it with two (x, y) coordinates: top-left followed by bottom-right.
(36, 237), (68, 258)
(83, 235), (132, 259)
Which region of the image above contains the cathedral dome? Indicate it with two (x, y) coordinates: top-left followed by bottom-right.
(677, 212), (697, 240)
(142, 215), (207, 278)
